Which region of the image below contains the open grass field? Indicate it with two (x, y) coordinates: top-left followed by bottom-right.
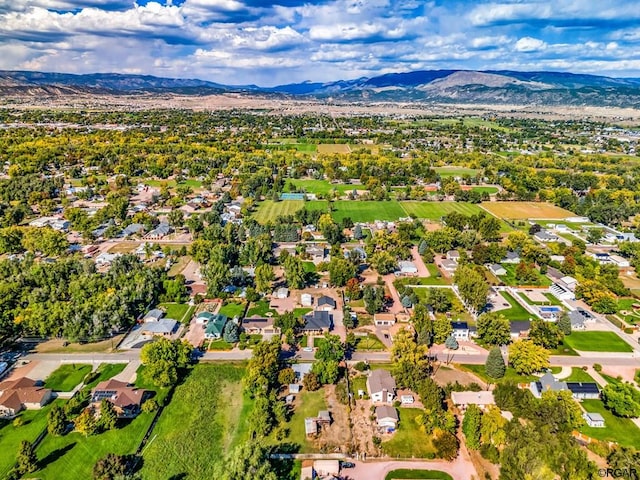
(385, 469), (453, 480)
(399, 201), (483, 220)
(381, 408), (436, 458)
(219, 301), (246, 319)
(107, 242), (137, 254)
(330, 200), (407, 223)
(144, 178), (203, 189)
(433, 166), (480, 177)
(562, 331), (633, 352)
(246, 300), (277, 317)
(286, 179), (356, 195)
(457, 364), (550, 384)
(254, 199), (305, 222)
(317, 144), (351, 154)
(35, 335), (124, 353)
(142, 364), (252, 480)
(481, 201), (576, 220)
(471, 186), (499, 194)
(286, 389), (327, 453)
(565, 367), (598, 384)
(354, 333), (386, 351)
(44, 364), (92, 391)
(580, 399), (640, 449)
(0, 401), (62, 477)
(498, 264), (552, 287)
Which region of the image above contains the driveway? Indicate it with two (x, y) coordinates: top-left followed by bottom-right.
(347, 457), (477, 480)
(409, 246), (431, 277)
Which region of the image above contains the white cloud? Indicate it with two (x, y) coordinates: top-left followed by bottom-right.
(514, 37), (546, 52)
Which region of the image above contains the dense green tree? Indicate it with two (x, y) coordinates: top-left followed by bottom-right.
(485, 347), (506, 379)
(391, 328), (430, 389)
(476, 312), (511, 346)
(75, 407), (98, 437)
(254, 264), (275, 294)
(99, 399), (117, 431)
(602, 382), (640, 418)
(214, 441), (278, 480)
(509, 340), (550, 375)
(529, 318), (564, 349)
(433, 317), (453, 344)
(47, 403), (67, 436)
(327, 257), (356, 287)
(16, 440), (38, 475)
(462, 404), (482, 450)
(454, 265), (489, 314)
(557, 312), (572, 336)
(92, 453), (129, 480)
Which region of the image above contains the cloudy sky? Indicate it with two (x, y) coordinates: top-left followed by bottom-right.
(1, 0), (640, 86)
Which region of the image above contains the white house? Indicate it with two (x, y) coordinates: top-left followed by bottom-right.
(367, 369), (396, 404)
(375, 405), (399, 431)
(397, 260), (418, 275)
(451, 321), (470, 341)
(488, 263), (507, 276)
(583, 412), (605, 428)
(451, 391), (495, 411)
(300, 293), (313, 307)
(373, 313), (396, 326)
(273, 287), (289, 299)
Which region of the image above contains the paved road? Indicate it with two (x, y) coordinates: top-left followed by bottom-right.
(347, 458), (476, 480)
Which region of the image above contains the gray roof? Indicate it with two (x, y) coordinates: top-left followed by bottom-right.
(375, 405), (398, 421)
(144, 309), (164, 321)
(505, 251), (520, 260)
(302, 310), (332, 331)
(510, 321), (531, 334)
(317, 296), (336, 309)
(537, 373), (567, 392)
(584, 412), (605, 422)
(367, 369), (396, 394)
(141, 318), (178, 334)
(122, 223), (144, 236)
(489, 263), (505, 273)
(292, 363), (313, 378)
(148, 222), (171, 237)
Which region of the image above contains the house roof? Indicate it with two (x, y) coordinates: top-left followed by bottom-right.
(489, 263), (505, 273)
(141, 319), (178, 335)
(535, 373), (568, 393)
(204, 314), (228, 336)
(122, 223), (144, 236)
(92, 379), (146, 409)
(292, 363), (313, 377)
(144, 309), (164, 321)
(451, 321), (469, 330)
(302, 310), (332, 331)
(148, 222), (171, 237)
(505, 251), (520, 260)
(304, 417), (317, 435)
(374, 313), (396, 322)
(375, 405), (399, 421)
(241, 316), (274, 331)
(367, 369), (396, 394)
(566, 382), (600, 395)
(398, 260), (417, 271)
(451, 391), (495, 406)
(0, 377), (51, 409)
(584, 412), (605, 422)
(317, 295), (336, 309)
(441, 259), (458, 269)
(510, 321), (531, 334)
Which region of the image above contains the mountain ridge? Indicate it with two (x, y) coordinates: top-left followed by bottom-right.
(1, 68), (640, 107)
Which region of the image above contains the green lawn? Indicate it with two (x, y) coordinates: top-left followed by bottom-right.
(44, 364), (93, 391)
(349, 375), (368, 396)
(471, 186), (498, 194)
(399, 201), (483, 220)
(0, 402), (62, 477)
(355, 334), (386, 352)
(498, 264), (552, 287)
(246, 300), (277, 317)
(158, 302), (191, 322)
(517, 291), (563, 306)
(329, 200), (408, 223)
(562, 331), (633, 353)
(286, 179), (356, 195)
(219, 301), (246, 319)
(253, 200), (330, 223)
(382, 408), (436, 458)
(84, 363), (128, 389)
(565, 367), (599, 384)
(142, 364), (252, 479)
(286, 389), (327, 453)
(433, 166), (481, 177)
(208, 339), (234, 350)
(580, 399), (640, 449)
(496, 291), (533, 322)
(293, 307), (313, 319)
(385, 469), (453, 480)
(302, 261), (317, 273)
(458, 364), (543, 384)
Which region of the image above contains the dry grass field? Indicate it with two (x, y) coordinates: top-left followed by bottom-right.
(481, 201), (576, 219)
(317, 144), (351, 154)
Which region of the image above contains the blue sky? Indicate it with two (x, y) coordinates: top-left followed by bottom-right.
(1, 0), (640, 86)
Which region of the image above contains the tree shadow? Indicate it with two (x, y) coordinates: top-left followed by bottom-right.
(168, 474), (187, 480)
(38, 442), (76, 469)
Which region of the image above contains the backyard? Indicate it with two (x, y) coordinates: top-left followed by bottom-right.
(495, 291), (532, 321)
(219, 301), (247, 319)
(285, 389), (327, 453)
(381, 408), (436, 458)
(158, 302), (193, 323)
(580, 399), (640, 449)
(497, 264), (552, 287)
(562, 331), (633, 353)
(141, 364), (252, 479)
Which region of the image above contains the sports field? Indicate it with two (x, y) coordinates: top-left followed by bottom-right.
(400, 201), (483, 220)
(433, 166), (480, 177)
(255, 199), (502, 224)
(481, 201), (576, 220)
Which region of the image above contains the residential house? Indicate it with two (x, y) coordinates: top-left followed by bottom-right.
(301, 311), (332, 334)
(568, 308), (595, 330)
(95, 252), (121, 267)
(121, 223), (144, 238)
(451, 391), (495, 411)
(590, 252), (612, 265)
(144, 222), (172, 240)
(143, 309), (164, 322)
(140, 319), (178, 337)
(375, 405), (399, 431)
(241, 316), (281, 335)
(530, 373), (599, 400)
(397, 260), (418, 276)
(367, 369), (396, 404)
(583, 412), (605, 428)
(306, 246), (326, 264)
(502, 251), (521, 264)
(534, 230), (559, 243)
(446, 250), (460, 261)
(400, 395), (414, 405)
(289, 384), (301, 394)
(509, 321), (531, 339)
(610, 254), (631, 268)
(373, 313), (396, 326)
(0, 377), (53, 418)
(317, 295), (336, 311)
(91, 379), (147, 418)
(203, 313), (228, 339)
(441, 259), (458, 273)
(488, 263), (507, 276)
(195, 311), (214, 324)
(291, 363), (313, 382)
(451, 321), (470, 341)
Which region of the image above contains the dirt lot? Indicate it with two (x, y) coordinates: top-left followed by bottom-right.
(350, 397), (379, 456)
(481, 201), (576, 220)
(433, 364), (485, 387)
(312, 385), (353, 454)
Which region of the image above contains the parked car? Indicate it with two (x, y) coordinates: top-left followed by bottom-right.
(341, 462), (355, 468)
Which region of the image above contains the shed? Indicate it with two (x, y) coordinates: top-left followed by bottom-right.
(583, 412), (605, 428)
(304, 417), (317, 436)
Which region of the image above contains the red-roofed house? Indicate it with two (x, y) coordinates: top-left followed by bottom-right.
(91, 379), (147, 418)
(0, 377), (53, 418)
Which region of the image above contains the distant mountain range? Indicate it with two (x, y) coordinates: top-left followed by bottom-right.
(2, 69), (640, 107)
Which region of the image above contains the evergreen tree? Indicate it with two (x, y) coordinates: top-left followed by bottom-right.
(445, 335), (459, 350)
(99, 399), (117, 431)
(47, 403), (67, 436)
(16, 440), (38, 475)
(485, 347), (506, 379)
(557, 312), (572, 336)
